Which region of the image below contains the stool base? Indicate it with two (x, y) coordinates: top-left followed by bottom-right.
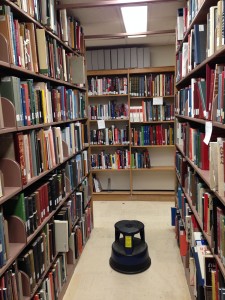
(109, 237), (151, 274)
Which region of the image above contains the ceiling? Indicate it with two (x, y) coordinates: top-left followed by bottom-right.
(57, 0), (185, 49)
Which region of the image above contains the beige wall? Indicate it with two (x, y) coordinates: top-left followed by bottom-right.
(150, 45), (175, 67)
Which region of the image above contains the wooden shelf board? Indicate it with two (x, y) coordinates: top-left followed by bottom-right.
(131, 145), (174, 148)
(88, 94), (128, 97)
(92, 192), (175, 201)
(129, 66), (175, 74)
(132, 191), (175, 195)
(132, 166), (175, 171)
(130, 120), (174, 124)
(0, 187), (22, 205)
(87, 69), (129, 76)
(17, 118), (88, 131)
(0, 243), (25, 277)
(91, 168), (130, 172)
(89, 119), (129, 122)
(0, 60), (11, 68)
(0, 127), (17, 135)
(130, 95), (174, 99)
(93, 191), (130, 195)
(90, 144), (129, 147)
(175, 114), (206, 125)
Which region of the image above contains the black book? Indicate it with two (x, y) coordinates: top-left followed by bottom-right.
(27, 196), (34, 234)
(31, 239), (40, 281)
(18, 253), (33, 290)
(24, 196), (30, 236)
(49, 221), (56, 257)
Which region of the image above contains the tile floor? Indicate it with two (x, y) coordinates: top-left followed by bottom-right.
(63, 201), (191, 300)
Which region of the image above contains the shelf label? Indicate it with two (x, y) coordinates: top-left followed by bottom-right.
(153, 97), (163, 105)
(97, 119), (105, 129)
(125, 236), (132, 248)
(203, 121), (212, 145)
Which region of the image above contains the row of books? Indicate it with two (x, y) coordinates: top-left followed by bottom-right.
(88, 76), (128, 95)
(176, 148), (225, 263)
(176, 24), (207, 80)
(176, 2), (225, 82)
(91, 149), (152, 170)
(3, 203), (92, 298)
(129, 73), (174, 97)
(176, 1), (205, 45)
(130, 103), (174, 122)
(33, 207), (92, 299)
(0, 260), (24, 300)
(90, 125), (129, 145)
(0, 124), (87, 185)
(131, 150), (151, 169)
(33, 253), (68, 300)
(0, 77), (86, 127)
(0, 168), (90, 268)
(134, 100), (174, 122)
(0, 5), (85, 84)
(131, 125), (174, 146)
(16, 0), (57, 33)
(174, 208), (218, 298)
(12, 0), (84, 53)
(58, 9), (84, 52)
(65, 153), (89, 191)
(88, 102), (129, 120)
(91, 150), (130, 170)
(175, 77), (207, 119)
(176, 122), (209, 170)
(176, 121), (225, 198)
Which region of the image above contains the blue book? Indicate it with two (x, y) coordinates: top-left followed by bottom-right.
(194, 24), (207, 66)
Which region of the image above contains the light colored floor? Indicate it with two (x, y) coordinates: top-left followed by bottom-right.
(63, 201), (191, 300)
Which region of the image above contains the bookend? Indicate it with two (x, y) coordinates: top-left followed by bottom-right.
(109, 220), (151, 274)
(7, 215), (27, 244)
(0, 33), (10, 63)
(1, 97), (17, 128)
(0, 158), (22, 196)
(20, 270), (31, 297)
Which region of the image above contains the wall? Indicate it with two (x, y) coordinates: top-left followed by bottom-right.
(150, 45), (175, 67)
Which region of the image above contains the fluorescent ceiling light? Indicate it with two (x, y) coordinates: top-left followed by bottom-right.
(121, 6), (147, 38)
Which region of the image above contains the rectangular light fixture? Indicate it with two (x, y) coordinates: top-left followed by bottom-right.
(121, 6), (147, 38)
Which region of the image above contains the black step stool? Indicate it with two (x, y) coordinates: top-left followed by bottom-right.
(109, 220), (151, 274)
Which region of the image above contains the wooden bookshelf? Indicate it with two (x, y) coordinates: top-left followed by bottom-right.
(0, 1), (93, 299)
(88, 66), (175, 201)
(175, 1), (225, 298)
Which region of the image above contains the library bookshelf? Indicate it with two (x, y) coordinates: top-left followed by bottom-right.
(87, 66), (175, 201)
(175, 1), (225, 299)
(0, 1), (92, 299)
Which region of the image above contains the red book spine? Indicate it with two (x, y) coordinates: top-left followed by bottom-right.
(200, 132), (209, 170)
(223, 141), (225, 196)
(14, 133), (27, 185)
(21, 83), (31, 126)
(203, 193), (209, 232)
(179, 229), (188, 256)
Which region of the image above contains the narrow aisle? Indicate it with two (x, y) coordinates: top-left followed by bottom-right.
(63, 201), (191, 300)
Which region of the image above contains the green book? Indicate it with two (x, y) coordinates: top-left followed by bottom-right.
(5, 193), (26, 224)
(0, 76), (23, 126)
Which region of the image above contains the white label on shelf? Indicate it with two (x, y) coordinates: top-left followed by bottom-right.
(203, 122), (212, 145)
(97, 119), (106, 129)
(153, 97), (163, 105)
(16, 115), (20, 122)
